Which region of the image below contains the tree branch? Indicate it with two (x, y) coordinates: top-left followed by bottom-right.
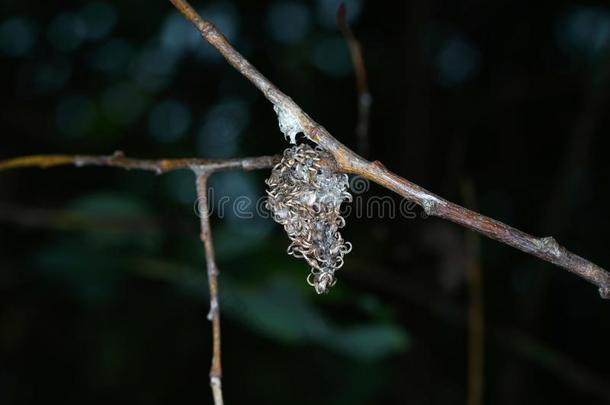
(195, 173), (224, 405)
(0, 151), (278, 175)
(168, 0), (610, 298)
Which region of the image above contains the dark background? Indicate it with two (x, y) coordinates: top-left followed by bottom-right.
(1, 0), (609, 404)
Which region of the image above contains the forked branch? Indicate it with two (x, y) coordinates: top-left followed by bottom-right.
(169, 0), (610, 298)
(0, 151), (278, 405)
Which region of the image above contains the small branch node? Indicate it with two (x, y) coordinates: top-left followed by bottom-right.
(420, 198), (440, 215)
(191, 165), (211, 176)
(200, 21), (216, 37)
(209, 376), (224, 405)
(421, 201), (433, 215)
(207, 296), (219, 321)
(538, 236), (561, 257)
(372, 160), (386, 170)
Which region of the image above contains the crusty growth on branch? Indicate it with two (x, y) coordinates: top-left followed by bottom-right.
(168, 0), (610, 298)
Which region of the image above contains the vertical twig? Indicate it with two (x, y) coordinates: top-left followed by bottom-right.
(195, 172), (223, 405)
(337, 2), (372, 156)
(461, 179), (485, 405)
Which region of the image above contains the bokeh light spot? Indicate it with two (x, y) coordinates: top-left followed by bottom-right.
(148, 99), (191, 142)
(0, 17), (37, 57)
(56, 95), (98, 137)
(161, 12), (201, 54)
(558, 7), (610, 62)
(197, 98), (250, 158)
(436, 37), (480, 87)
(131, 43), (180, 92)
(47, 13), (87, 52)
(89, 38), (133, 77)
(312, 36), (352, 77)
(80, 2), (117, 41)
(33, 59), (72, 93)
(267, 2), (311, 44)
(102, 82), (147, 126)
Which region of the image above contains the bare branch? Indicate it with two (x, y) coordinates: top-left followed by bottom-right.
(195, 173), (223, 405)
(0, 151), (278, 175)
(0, 149), (276, 404)
(168, 0), (610, 298)
(337, 2), (372, 156)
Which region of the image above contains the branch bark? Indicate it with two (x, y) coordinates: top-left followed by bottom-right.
(0, 151), (278, 175)
(168, 0), (610, 298)
(195, 173), (224, 405)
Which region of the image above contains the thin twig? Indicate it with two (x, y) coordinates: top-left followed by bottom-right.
(0, 151), (279, 174)
(195, 173), (223, 405)
(337, 2), (372, 156)
(168, 0), (610, 298)
(461, 179), (484, 405)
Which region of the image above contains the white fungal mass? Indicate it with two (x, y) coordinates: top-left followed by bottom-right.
(273, 105), (302, 144)
(265, 144), (352, 294)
